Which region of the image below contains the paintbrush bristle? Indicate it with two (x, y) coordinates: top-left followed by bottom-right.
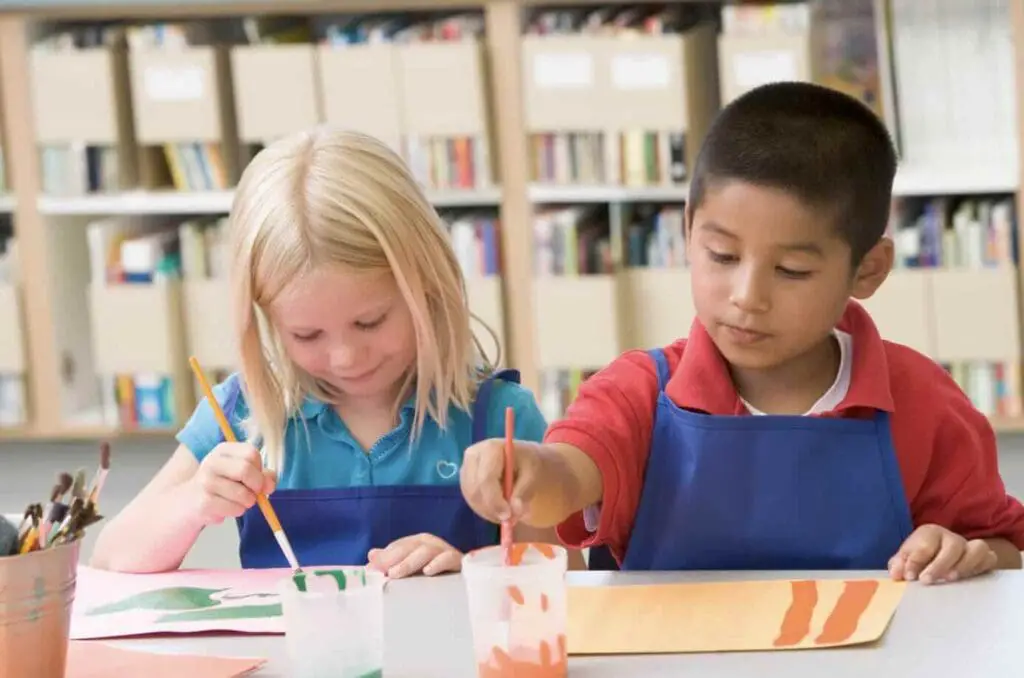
(57, 473), (73, 495)
(100, 441), (111, 470)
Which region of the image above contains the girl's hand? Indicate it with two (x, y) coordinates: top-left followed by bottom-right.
(367, 533), (462, 579)
(186, 442), (277, 526)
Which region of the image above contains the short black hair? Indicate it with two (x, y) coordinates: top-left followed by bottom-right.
(689, 81), (897, 264)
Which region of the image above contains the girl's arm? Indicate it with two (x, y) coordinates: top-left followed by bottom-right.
(514, 523), (587, 571)
(89, 445), (207, 573)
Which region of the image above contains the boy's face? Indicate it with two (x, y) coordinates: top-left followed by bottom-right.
(685, 180), (891, 372)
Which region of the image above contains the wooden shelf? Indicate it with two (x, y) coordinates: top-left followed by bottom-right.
(37, 188), (501, 215)
(892, 164), (1018, 197)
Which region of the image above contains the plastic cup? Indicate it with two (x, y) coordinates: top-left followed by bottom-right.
(462, 542), (569, 678)
(278, 566), (386, 678)
(0, 515), (81, 678)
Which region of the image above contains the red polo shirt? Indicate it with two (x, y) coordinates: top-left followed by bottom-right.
(547, 300), (1024, 564)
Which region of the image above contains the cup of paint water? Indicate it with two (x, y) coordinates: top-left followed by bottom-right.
(462, 542), (569, 678)
(278, 566), (386, 678)
(0, 514), (82, 678)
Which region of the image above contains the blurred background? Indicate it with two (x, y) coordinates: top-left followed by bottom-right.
(0, 0), (1021, 567)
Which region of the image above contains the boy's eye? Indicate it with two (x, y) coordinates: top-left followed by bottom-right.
(707, 249), (737, 264)
(293, 330), (322, 343)
(355, 314), (386, 331)
(777, 266), (812, 279)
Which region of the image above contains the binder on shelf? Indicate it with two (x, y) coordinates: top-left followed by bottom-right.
(860, 269), (932, 356)
(465, 276), (505, 361)
(231, 44), (321, 144)
(534, 275), (621, 369)
(397, 39), (490, 138)
(128, 44), (240, 186)
(30, 44), (132, 149)
(0, 284), (26, 374)
(317, 43), (403, 152)
(182, 279), (237, 371)
(717, 33), (811, 105)
(522, 35), (605, 132)
(931, 268), (1021, 362)
(619, 268), (696, 350)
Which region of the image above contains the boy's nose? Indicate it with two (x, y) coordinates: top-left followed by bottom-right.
(729, 269), (771, 313)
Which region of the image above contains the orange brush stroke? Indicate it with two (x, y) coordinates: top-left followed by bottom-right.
(507, 586), (525, 605)
(815, 579), (880, 645)
(773, 580), (819, 647)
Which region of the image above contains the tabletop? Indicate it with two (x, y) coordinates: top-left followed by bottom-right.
(105, 568), (1024, 677)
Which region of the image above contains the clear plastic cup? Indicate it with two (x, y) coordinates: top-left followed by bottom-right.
(278, 567), (386, 678)
(462, 542), (569, 678)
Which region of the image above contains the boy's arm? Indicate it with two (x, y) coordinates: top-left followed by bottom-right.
(912, 398), (1024, 569)
(526, 352), (662, 561)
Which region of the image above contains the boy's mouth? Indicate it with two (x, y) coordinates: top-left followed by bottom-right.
(721, 323), (771, 345)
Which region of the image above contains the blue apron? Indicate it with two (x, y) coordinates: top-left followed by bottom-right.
(234, 370), (519, 569)
(596, 348), (913, 571)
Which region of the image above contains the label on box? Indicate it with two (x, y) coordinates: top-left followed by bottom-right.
(733, 50), (798, 90)
(533, 53), (593, 89)
(611, 54), (671, 90)
(144, 66), (204, 102)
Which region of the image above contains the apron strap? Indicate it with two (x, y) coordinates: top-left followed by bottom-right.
(647, 348), (671, 392)
(471, 368), (522, 444)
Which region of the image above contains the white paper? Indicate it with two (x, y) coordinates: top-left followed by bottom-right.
(144, 66), (204, 102)
(611, 54), (671, 90)
(533, 53), (593, 89)
(733, 50), (798, 90)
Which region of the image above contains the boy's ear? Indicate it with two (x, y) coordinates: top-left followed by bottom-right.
(850, 237), (894, 300)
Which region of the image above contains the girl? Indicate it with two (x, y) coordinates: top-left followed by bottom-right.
(91, 128), (576, 577)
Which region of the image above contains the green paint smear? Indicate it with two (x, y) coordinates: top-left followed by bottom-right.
(353, 670), (382, 678)
(87, 587), (226, 615)
(156, 603), (283, 623)
(293, 572), (307, 592)
(314, 569), (347, 591)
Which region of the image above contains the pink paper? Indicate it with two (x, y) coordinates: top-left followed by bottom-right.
(70, 566), (291, 640)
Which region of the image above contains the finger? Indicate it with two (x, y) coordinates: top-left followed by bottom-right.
(919, 533), (965, 584)
(466, 441), (511, 522)
(207, 476), (258, 511)
(262, 469), (277, 495)
(509, 453), (539, 520)
(423, 549), (463, 576)
(199, 494), (250, 522)
(888, 552), (907, 580)
(900, 533), (942, 582)
(220, 454), (266, 494)
(951, 541), (998, 581)
(387, 544), (436, 579)
(373, 538), (420, 572)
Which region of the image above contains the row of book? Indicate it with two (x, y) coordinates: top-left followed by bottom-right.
(889, 196), (1017, 269)
(0, 233), (25, 427)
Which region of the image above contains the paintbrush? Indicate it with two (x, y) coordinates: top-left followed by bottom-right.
(502, 406), (515, 566)
(187, 356), (302, 574)
(87, 441), (111, 508)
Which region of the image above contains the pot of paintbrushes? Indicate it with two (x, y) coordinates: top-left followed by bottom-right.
(0, 442), (110, 678)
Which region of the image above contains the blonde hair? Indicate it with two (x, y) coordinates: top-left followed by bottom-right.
(228, 127), (498, 471)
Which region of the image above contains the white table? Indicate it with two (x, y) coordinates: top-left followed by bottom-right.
(106, 569), (1024, 677)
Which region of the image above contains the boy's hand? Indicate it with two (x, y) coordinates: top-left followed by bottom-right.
(889, 524), (997, 584)
(460, 439), (545, 524)
(367, 534), (462, 579)
(187, 442), (277, 525)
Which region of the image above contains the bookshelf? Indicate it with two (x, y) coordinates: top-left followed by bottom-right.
(0, 0), (1021, 439)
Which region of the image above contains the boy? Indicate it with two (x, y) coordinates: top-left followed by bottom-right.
(461, 81), (1024, 585)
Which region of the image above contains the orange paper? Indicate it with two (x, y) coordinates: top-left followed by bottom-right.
(66, 640), (266, 677)
(568, 578), (906, 655)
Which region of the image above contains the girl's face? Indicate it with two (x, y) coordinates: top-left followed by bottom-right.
(269, 265), (418, 403)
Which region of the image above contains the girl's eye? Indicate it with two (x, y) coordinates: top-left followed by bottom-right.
(292, 330), (322, 343)
(356, 314), (386, 331)
(777, 266), (813, 279)
(707, 249), (737, 264)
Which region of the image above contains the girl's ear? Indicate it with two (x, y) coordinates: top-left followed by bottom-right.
(850, 237), (894, 300)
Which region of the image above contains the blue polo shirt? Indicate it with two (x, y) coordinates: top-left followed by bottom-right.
(176, 372), (547, 490)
